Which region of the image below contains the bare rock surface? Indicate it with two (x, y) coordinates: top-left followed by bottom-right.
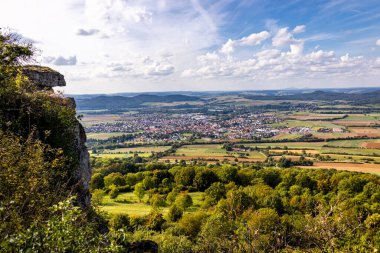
(22, 65), (66, 87)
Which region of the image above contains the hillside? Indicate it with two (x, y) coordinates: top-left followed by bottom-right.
(76, 94), (201, 110)
(243, 90), (380, 104)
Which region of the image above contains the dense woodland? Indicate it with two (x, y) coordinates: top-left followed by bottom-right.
(1, 30), (380, 252)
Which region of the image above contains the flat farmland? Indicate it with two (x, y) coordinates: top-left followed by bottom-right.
(349, 127), (380, 137)
(271, 120), (344, 130)
(81, 114), (122, 127)
(333, 115), (380, 126)
(287, 113), (346, 121)
(87, 132), (129, 140)
(244, 142), (326, 150)
(298, 162), (380, 175)
(91, 146), (171, 158)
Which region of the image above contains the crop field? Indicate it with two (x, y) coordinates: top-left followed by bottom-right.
(91, 146), (171, 158)
(244, 142), (326, 149)
(81, 114), (122, 127)
(287, 113), (346, 121)
(333, 115), (380, 126)
(349, 127), (380, 137)
(99, 192), (203, 217)
(87, 132), (128, 140)
(271, 120), (344, 130)
(298, 162), (380, 175)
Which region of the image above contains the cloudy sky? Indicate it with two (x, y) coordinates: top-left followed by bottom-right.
(1, 0), (380, 94)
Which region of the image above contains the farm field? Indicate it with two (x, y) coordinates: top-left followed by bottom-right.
(299, 162), (380, 175)
(81, 114), (122, 127)
(287, 112), (346, 120)
(271, 120), (345, 130)
(91, 146), (171, 158)
(87, 132), (129, 140)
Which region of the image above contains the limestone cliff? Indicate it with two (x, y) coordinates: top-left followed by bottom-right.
(22, 65), (66, 88)
(23, 65), (91, 207)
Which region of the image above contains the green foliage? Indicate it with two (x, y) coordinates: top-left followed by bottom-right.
(0, 132), (68, 237)
(178, 211), (208, 237)
(134, 182), (146, 202)
(167, 204), (183, 222)
(3, 198), (102, 253)
(109, 185), (120, 199)
(90, 172), (105, 190)
(109, 214), (131, 231)
(104, 172), (126, 188)
(91, 189), (106, 205)
(174, 193), (193, 210)
(193, 169), (218, 191)
(150, 194), (166, 208)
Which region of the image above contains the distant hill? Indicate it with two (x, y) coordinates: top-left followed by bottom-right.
(243, 90), (380, 105)
(76, 94), (201, 110)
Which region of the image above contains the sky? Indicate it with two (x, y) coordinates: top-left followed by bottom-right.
(1, 0), (380, 94)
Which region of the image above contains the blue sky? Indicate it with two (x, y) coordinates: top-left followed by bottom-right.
(1, 0), (380, 93)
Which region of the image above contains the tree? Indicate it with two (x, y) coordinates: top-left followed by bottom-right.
(205, 182), (226, 203)
(175, 193), (193, 210)
(109, 185), (119, 199)
(178, 212), (208, 237)
(167, 204), (183, 222)
(193, 169), (218, 191)
(109, 214), (131, 231)
(174, 167), (195, 186)
(90, 173), (104, 190)
(91, 189), (106, 205)
(150, 194), (166, 208)
(104, 172), (126, 188)
(134, 182), (145, 202)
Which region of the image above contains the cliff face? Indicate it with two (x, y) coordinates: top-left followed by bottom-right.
(22, 65), (66, 88)
(23, 65), (91, 207)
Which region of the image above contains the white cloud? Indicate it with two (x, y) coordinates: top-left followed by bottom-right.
(272, 27), (295, 47)
(76, 28), (99, 36)
(239, 31), (270, 46)
(220, 31), (270, 55)
(376, 39), (380, 46)
(220, 39), (236, 55)
(293, 25), (306, 34)
(182, 25), (378, 86)
(44, 56), (77, 66)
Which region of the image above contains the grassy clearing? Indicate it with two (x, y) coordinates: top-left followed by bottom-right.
(99, 192), (204, 217)
(100, 192), (158, 216)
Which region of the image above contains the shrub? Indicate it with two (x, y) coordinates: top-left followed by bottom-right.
(109, 185), (119, 199)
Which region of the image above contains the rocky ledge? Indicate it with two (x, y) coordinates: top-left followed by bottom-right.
(22, 65), (66, 88)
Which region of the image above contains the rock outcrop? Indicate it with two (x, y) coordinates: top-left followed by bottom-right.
(22, 65), (66, 88)
(23, 65), (91, 207)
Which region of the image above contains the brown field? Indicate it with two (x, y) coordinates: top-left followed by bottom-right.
(363, 142), (380, 149)
(349, 127), (380, 137)
(333, 121), (380, 126)
(81, 114), (122, 127)
(299, 162), (380, 175)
